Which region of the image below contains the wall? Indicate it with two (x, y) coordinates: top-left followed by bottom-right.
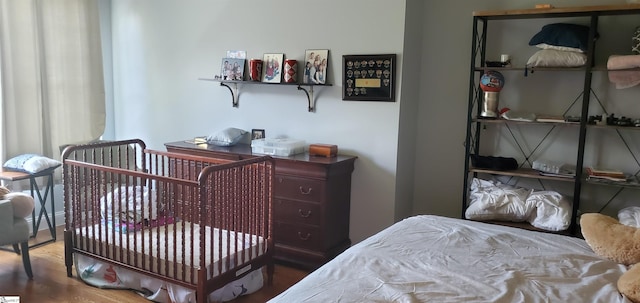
(106, 0), (640, 243)
(107, 0), (406, 243)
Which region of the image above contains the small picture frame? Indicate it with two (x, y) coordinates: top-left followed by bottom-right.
(261, 53), (284, 83)
(251, 129), (266, 140)
(220, 58), (245, 81)
(303, 49), (329, 84)
(342, 54), (396, 102)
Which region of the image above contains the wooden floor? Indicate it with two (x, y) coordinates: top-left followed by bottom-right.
(0, 227), (308, 303)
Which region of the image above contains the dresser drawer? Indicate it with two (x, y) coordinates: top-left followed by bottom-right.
(275, 175), (325, 202)
(274, 199), (321, 226)
(274, 221), (322, 251)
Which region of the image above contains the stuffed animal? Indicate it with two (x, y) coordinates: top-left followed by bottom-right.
(581, 213), (640, 302)
(0, 185), (9, 199)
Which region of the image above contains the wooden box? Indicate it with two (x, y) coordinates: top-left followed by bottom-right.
(309, 144), (338, 158)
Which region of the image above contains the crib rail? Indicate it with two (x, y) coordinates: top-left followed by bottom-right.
(61, 139), (274, 299)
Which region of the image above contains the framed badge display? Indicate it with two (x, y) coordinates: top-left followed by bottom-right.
(342, 54), (396, 102)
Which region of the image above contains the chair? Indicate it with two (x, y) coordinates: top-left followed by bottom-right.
(0, 192), (35, 279)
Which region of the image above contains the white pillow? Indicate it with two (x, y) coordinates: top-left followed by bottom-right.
(100, 185), (161, 223)
(525, 191), (571, 231)
(465, 178), (533, 222)
(3, 154), (61, 173)
(207, 127), (247, 146)
(526, 49), (587, 67)
(618, 206), (640, 227)
(535, 43), (584, 53)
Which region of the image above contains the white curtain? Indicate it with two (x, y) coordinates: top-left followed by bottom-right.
(0, 0), (105, 168)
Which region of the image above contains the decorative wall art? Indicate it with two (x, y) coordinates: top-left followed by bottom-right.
(220, 58), (245, 81)
(261, 53), (284, 83)
(342, 54), (396, 102)
(303, 49), (329, 84)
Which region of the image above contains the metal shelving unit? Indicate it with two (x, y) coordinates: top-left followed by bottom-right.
(462, 4), (640, 235)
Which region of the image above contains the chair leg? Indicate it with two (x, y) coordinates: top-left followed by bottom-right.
(12, 243), (21, 255)
(20, 241), (33, 279)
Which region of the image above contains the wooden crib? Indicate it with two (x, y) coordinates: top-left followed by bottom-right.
(61, 139), (274, 303)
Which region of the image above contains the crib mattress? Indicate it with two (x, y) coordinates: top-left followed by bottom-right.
(75, 221), (265, 283)
(74, 221), (266, 302)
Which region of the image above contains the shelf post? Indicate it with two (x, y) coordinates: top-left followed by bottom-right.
(219, 82), (239, 107)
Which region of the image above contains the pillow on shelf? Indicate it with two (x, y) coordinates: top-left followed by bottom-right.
(535, 43), (584, 53)
(3, 153), (61, 174)
(206, 127), (247, 146)
(526, 49), (587, 67)
(528, 23), (596, 52)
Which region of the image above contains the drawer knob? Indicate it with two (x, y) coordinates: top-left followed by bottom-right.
(298, 209), (312, 218)
(299, 186), (313, 195)
(297, 232), (311, 240)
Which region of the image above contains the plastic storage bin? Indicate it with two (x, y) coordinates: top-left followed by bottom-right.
(251, 138), (306, 156)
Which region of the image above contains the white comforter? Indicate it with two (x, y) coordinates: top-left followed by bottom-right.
(269, 215), (630, 303)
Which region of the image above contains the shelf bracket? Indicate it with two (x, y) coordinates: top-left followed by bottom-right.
(219, 82), (239, 107)
(297, 85), (315, 112)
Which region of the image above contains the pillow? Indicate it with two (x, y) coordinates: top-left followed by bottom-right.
(526, 49), (587, 67)
(100, 185), (161, 223)
(3, 154), (61, 174)
(528, 23), (596, 52)
(525, 190), (571, 231)
(535, 43), (584, 53)
(206, 127), (247, 147)
(465, 178), (533, 222)
(619, 206), (640, 227)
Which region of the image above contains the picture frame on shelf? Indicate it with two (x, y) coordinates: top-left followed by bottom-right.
(251, 129), (266, 140)
(220, 58), (245, 81)
(342, 54), (396, 102)
(303, 49), (329, 85)
(261, 53), (284, 83)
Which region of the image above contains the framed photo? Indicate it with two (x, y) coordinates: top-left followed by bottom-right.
(303, 49), (329, 85)
(342, 54), (396, 102)
(261, 53), (284, 83)
(251, 129), (265, 140)
(220, 58), (245, 81)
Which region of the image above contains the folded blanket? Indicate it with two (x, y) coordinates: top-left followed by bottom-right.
(608, 70), (640, 89)
(607, 54), (640, 70)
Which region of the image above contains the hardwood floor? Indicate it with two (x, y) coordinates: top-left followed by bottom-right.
(0, 227), (308, 303)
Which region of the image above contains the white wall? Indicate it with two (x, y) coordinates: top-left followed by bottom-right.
(108, 0), (406, 242)
(106, 0), (640, 243)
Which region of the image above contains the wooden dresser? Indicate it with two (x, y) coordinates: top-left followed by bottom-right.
(165, 140), (357, 269)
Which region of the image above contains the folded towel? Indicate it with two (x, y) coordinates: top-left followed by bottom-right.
(608, 70), (640, 89)
(607, 54), (640, 70)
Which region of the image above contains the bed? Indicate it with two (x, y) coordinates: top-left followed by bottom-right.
(268, 215), (631, 303)
(61, 139), (275, 303)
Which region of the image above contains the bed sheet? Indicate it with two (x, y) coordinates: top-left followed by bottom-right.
(268, 215), (631, 303)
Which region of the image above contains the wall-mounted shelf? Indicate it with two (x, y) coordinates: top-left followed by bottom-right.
(198, 78), (332, 112)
